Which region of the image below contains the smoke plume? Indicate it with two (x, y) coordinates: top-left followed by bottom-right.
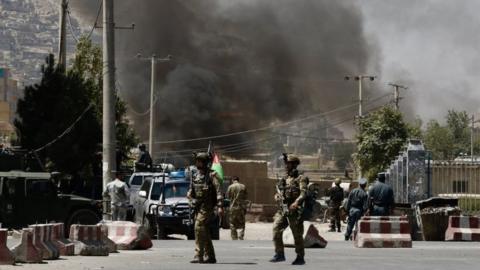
(70, 0), (379, 157)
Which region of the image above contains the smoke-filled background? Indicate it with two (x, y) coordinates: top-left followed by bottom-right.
(68, 0), (480, 158)
(70, 0), (380, 157)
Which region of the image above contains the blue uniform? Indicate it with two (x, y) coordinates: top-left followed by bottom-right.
(368, 181), (394, 216)
(345, 187), (368, 239)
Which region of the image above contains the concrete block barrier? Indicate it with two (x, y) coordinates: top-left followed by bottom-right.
(100, 221), (152, 250)
(69, 225), (109, 256)
(283, 222), (328, 248)
(445, 216), (480, 241)
(355, 217), (412, 248)
(51, 223), (75, 256)
(0, 229), (15, 265)
(11, 228), (43, 263)
(29, 224), (60, 260)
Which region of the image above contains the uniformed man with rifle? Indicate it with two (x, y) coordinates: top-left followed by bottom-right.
(270, 154), (308, 265)
(187, 152), (223, 264)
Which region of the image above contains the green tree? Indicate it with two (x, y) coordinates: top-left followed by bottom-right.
(354, 106), (409, 181)
(15, 36), (137, 176)
(15, 54), (101, 175)
(423, 119), (455, 160)
(446, 110), (470, 156)
(72, 36), (137, 166)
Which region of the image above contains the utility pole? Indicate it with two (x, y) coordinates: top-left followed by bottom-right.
(58, 0), (68, 71)
(345, 75), (376, 179)
(102, 0), (116, 196)
(388, 83), (408, 110)
(136, 54), (171, 160)
(471, 114), (474, 163)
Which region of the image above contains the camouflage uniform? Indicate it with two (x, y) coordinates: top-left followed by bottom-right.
(188, 165), (223, 263)
(271, 154), (308, 265)
(227, 179), (248, 240)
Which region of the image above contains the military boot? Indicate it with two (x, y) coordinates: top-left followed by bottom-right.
(291, 256), (305, 265)
(269, 253), (286, 262)
(202, 257), (217, 264)
(190, 256), (204, 264)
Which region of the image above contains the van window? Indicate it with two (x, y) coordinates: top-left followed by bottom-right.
(130, 175), (143, 186)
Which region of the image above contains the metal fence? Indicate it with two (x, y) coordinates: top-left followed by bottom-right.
(431, 161), (480, 215)
(385, 139), (429, 204)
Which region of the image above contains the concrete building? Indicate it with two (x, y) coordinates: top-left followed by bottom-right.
(0, 68), (20, 144)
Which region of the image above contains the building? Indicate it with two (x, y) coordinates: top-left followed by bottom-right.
(0, 68), (20, 144)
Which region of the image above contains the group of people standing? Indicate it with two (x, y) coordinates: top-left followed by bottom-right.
(328, 173), (394, 241)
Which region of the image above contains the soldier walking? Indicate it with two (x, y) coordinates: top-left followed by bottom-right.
(328, 178), (344, 232)
(103, 172), (130, 221)
(369, 173), (394, 216)
(270, 154), (308, 265)
(187, 152), (224, 264)
(344, 178), (368, 241)
(227, 176), (248, 240)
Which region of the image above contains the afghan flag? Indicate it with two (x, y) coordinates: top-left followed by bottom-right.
(211, 153), (224, 185)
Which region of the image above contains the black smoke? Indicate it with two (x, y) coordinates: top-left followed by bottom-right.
(70, 0), (379, 158)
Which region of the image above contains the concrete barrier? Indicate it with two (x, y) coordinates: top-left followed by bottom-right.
(29, 224), (60, 260)
(445, 216), (480, 241)
(69, 225), (109, 256)
(11, 229), (43, 263)
(51, 223), (75, 256)
(100, 221), (152, 250)
(0, 229), (15, 265)
(355, 217), (412, 248)
(283, 222), (328, 248)
(99, 225), (118, 253)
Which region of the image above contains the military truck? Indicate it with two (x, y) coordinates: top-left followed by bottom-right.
(0, 171), (102, 232)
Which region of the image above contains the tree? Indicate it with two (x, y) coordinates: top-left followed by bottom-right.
(423, 120), (455, 160)
(354, 106), (409, 181)
(15, 54), (101, 175)
(15, 36), (137, 178)
(72, 36), (137, 165)
(446, 110), (470, 157)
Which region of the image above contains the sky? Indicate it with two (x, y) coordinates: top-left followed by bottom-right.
(359, 0), (480, 123)
(68, 0), (480, 140)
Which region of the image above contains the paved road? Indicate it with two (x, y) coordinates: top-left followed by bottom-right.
(3, 239), (480, 270)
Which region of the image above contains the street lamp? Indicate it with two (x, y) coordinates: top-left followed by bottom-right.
(136, 54), (173, 159)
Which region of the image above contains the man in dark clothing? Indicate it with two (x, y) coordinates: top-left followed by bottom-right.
(345, 178), (369, 240)
(368, 173), (394, 216)
(328, 178), (344, 232)
(135, 144), (152, 172)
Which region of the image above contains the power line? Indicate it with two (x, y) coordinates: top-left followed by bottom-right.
(154, 92), (391, 145)
(85, 0), (102, 39)
(33, 104), (94, 153)
(66, 7), (80, 44)
(154, 101), (359, 144)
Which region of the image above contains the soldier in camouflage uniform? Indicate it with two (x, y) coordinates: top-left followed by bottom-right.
(227, 176), (248, 240)
(187, 153), (224, 264)
(270, 154), (308, 265)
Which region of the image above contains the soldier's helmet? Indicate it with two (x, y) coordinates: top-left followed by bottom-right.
(335, 178), (341, 185)
(284, 154), (301, 165)
(193, 152), (212, 162)
(138, 143), (146, 150)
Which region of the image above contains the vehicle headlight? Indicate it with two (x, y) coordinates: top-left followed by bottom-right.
(159, 205), (173, 216)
